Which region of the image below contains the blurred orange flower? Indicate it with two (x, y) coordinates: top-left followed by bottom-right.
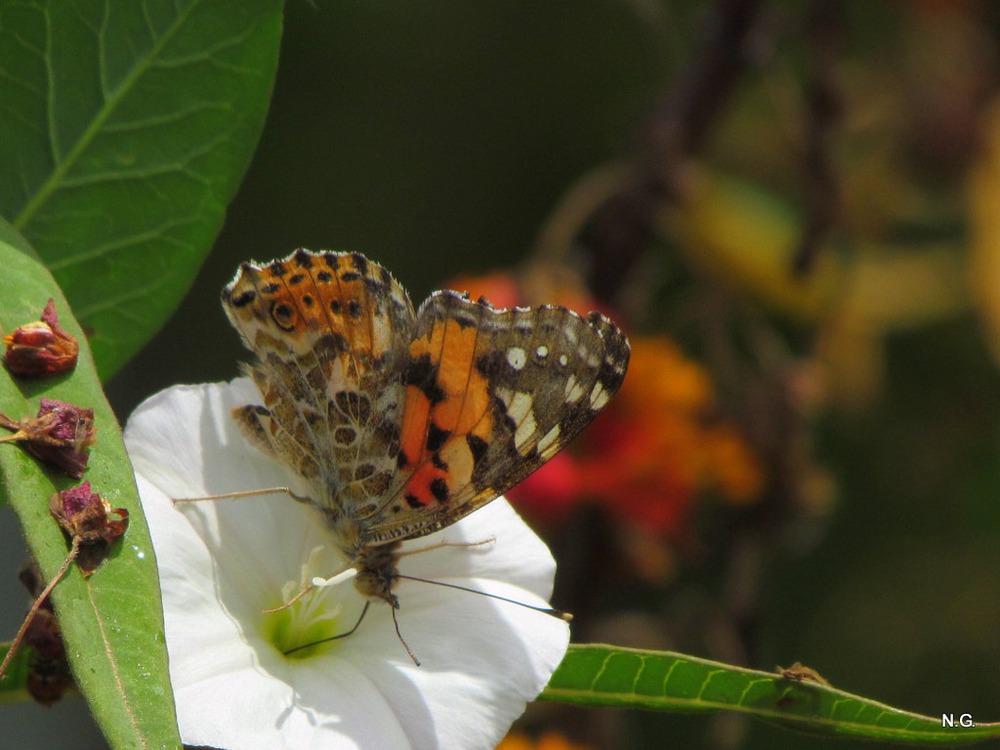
(497, 731), (597, 750)
(533, 336), (763, 537)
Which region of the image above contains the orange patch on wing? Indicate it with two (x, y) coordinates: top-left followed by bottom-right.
(398, 319), (497, 504)
(249, 256), (383, 353)
(400, 387), (432, 469)
(308, 270), (374, 348)
(403, 462), (444, 506)
(430, 322), (485, 430)
(414, 320), (493, 434)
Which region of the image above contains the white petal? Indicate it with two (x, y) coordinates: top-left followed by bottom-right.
(399, 498), (559, 601)
(125, 380), (569, 750)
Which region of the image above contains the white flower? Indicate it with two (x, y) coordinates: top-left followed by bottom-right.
(124, 379), (570, 750)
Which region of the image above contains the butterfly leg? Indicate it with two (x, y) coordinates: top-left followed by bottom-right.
(396, 537), (496, 559)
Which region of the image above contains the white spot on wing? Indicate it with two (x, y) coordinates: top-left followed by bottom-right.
(506, 391), (532, 421)
(538, 425), (561, 456)
(507, 347), (527, 371)
(589, 382), (610, 410)
(505, 391), (536, 448)
(515, 408), (537, 448)
(565, 374), (585, 403)
(536, 345), (548, 358)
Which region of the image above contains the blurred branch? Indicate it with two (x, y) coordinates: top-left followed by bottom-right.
(792, 0), (844, 277)
(582, 0), (768, 301)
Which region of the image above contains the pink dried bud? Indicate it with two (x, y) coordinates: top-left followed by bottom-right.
(0, 398), (96, 478)
(50, 482), (129, 577)
(51, 481), (122, 538)
(3, 299), (79, 378)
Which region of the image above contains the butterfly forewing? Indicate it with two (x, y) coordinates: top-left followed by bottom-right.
(362, 290), (630, 544)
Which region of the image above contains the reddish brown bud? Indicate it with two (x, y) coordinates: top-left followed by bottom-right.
(3, 299), (79, 378)
(0, 398), (96, 478)
(50, 482), (129, 577)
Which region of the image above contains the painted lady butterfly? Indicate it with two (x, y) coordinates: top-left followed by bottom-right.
(221, 250), (629, 631)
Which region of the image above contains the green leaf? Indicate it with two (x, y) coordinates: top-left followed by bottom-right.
(0, 0), (283, 379)
(542, 644), (1000, 746)
(0, 645), (35, 706)
(0, 224), (181, 749)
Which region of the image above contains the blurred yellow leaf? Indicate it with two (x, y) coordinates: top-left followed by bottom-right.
(968, 98), (1000, 367)
(666, 165), (842, 320)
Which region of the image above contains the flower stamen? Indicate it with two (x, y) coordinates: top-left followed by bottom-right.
(264, 547), (361, 659)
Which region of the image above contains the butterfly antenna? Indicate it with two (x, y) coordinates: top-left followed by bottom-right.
(172, 486), (310, 505)
(395, 574), (573, 621)
(280, 599), (422, 667)
(282, 600), (371, 656)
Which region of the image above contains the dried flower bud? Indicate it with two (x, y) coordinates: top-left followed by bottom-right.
(50, 482), (129, 577)
(0, 398), (96, 478)
(25, 656), (72, 706)
(3, 299), (79, 377)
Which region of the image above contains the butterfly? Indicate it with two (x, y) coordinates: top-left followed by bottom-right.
(221, 249), (629, 647)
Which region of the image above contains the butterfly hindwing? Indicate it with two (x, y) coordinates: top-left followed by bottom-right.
(221, 250), (415, 514)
